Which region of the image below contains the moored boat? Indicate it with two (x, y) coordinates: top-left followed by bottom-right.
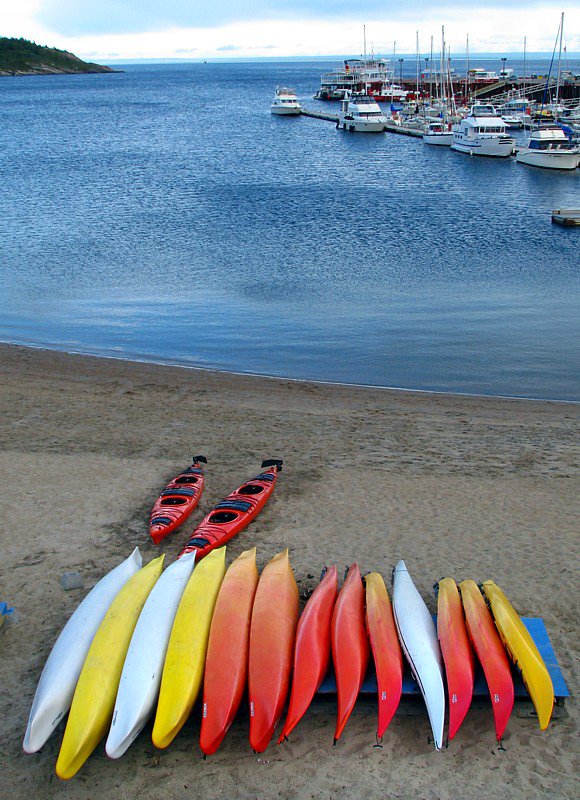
(451, 108), (515, 157)
(271, 87), (301, 116)
(515, 126), (580, 170)
(422, 120), (454, 146)
(336, 92), (387, 133)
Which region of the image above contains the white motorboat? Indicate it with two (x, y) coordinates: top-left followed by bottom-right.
(271, 87), (301, 116)
(516, 126), (580, 170)
(501, 115), (525, 128)
(423, 120), (453, 146)
(392, 560), (445, 751)
(451, 108), (515, 157)
(337, 92), (387, 132)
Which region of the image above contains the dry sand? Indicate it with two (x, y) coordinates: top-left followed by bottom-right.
(0, 343), (578, 799)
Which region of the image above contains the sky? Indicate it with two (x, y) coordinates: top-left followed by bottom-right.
(4, 2), (580, 62)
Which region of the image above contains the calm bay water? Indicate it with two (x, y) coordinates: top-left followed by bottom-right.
(0, 60), (579, 400)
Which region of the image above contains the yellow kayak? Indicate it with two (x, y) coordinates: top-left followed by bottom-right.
(55, 555), (165, 779)
(152, 547), (226, 749)
(481, 580), (554, 731)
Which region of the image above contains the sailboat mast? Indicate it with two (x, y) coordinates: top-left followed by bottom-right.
(416, 30), (420, 103)
(555, 12), (564, 121)
(465, 34), (469, 106)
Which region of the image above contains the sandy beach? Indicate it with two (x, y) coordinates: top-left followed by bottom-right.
(0, 342), (577, 799)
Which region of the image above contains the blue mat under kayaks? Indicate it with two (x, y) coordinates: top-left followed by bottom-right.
(318, 618), (569, 700)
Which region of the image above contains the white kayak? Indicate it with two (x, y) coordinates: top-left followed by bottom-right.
(23, 547), (142, 754)
(392, 560), (445, 750)
(105, 551), (196, 759)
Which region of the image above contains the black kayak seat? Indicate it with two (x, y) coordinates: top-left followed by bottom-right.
(185, 536), (210, 548)
(161, 487), (196, 497)
(214, 500), (252, 512)
(150, 516), (172, 526)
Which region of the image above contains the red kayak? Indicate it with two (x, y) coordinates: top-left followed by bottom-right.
(149, 455), (207, 545)
(331, 563), (370, 743)
(278, 566), (338, 743)
(365, 572), (403, 739)
(436, 578), (474, 739)
(248, 549), (299, 752)
(200, 547), (259, 756)
(458, 579), (514, 742)
(178, 460), (283, 561)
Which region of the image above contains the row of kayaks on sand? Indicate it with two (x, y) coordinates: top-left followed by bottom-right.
(24, 544), (555, 779)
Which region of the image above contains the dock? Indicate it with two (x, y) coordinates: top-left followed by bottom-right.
(552, 209), (580, 227)
(300, 108), (338, 123)
(383, 121), (424, 137)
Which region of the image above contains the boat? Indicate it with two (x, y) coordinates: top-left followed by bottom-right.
(105, 552), (197, 759)
(392, 561), (445, 751)
(152, 547), (226, 750)
(23, 548), (143, 755)
(365, 572), (403, 738)
(481, 580), (554, 730)
(178, 459), (283, 560)
(278, 565), (338, 742)
(149, 455), (207, 545)
(451, 107), (515, 157)
(436, 578), (474, 739)
(516, 125), (580, 170)
(55, 555), (165, 780)
(271, 87), (301, 116)
(248, 549), (299, 752)
(200, 548), (259, 756)
(331, 563), (370, 743)
(458, 580), (514, 742)
(315, 57), (406, 102)
(336, 92), (387, 133)
(422, 120), (454, 146)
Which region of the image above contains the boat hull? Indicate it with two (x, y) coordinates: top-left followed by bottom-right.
(331, 563), (370, 743)
(271, 107), (301, 116)
(392, 560), (445, 751)
(178, 460), (282, 560)
(105, 552), (197, 759)
(152, 548), (226, 749)
(248, 549), (299, 752)
(278, 565), (338, 742)
(149, 457), (206, 545)
(458, 579), (514, 742)
(365, 572), (403, 738)
(436, 578), (474, 739)
(423, 132), (453, 146)
(55, 555), (165, 780)
(23, 548), (143, 754)
(200, 548), (259, 756)
(481, 580), (554, 731)
(451, 139), (514, 157)
(516, 150), (579, 170)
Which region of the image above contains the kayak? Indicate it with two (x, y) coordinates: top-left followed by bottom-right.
(178, 459), (283, 560)
(152, 547), (226, 750)
(436, 578), (474, 739)
(458, 579), (514, 742)
(331, 563), (370, 743)
(23, 547), (142, 755)
(392, 560), (445, 751)
(149, 456), (207, 545)
(365, 571), (403, 739)
(248, 549), (299, 752)
(481, 580), (554, 731)
(278, 565), (338, 743)
(105, 552), (197, 759)
(55, 555), (165, 780)
(200, 548), (259, 756)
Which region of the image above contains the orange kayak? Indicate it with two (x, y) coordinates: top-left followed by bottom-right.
(436, 578), (474, 739)
(149, 456), (207, 545)
(331, 563), (370, 743)
(248, 549), (299, 752)
(365, 572), (403, 739)
(278, 566), (338, 743)
(199, 548), (259, 756)
(458, 579), (514, 742)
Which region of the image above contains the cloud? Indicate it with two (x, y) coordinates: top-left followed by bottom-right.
(35, 1), (532, 37)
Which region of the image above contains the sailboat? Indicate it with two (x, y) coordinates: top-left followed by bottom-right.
(516, 14), (580, 170)
(423, 28), (454, 146)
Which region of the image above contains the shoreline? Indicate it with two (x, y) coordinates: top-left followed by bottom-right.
(0, 341), (577, 798)
(2, 340), (578, 406)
